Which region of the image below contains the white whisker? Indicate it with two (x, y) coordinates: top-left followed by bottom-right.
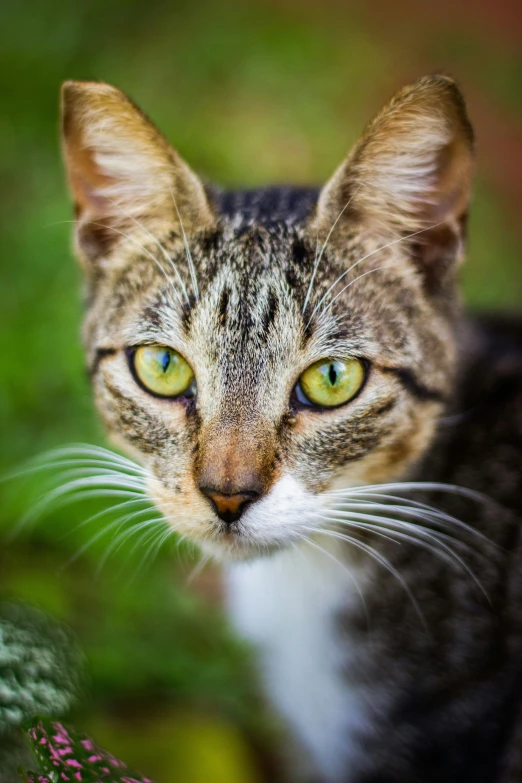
(326, 482), (496, 548)
(98, 515), (168, 575)
(311, 514), (401, 547)
(139, 524), (174, 571)
(301, 535), (370, 627)
(317, 512), (489, 601)
(60, 496), (153, 541)
(104, 195), (190, 306)
(302, 192), (361, 315)
(306, 222), (444, 328)
(50, 218), (186, 308)
(170, 187), (199, 301)
(58, 513), (148, 572)
(319, 266), (390, 320)
(186, 552), (212, 586)
(93, 221), (186, 307)
(3, 444), (150, 484)
(327, 500), (482, 547)
(302, 525), (427, 628)
(121, 525), (174, 586)
(13, 488), (146, 540)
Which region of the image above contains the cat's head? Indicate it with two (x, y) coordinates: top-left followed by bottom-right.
(61, 75), (473, 560)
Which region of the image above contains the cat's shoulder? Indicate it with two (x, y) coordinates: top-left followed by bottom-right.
(466, 314), (522, 406)
(442, 314), (522, 506)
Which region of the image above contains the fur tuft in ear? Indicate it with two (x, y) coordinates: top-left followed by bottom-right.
(61, 81), (215, 265)
(310, 75), (474, 293)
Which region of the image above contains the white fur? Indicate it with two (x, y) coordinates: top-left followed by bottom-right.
(227, 477), (370, 782)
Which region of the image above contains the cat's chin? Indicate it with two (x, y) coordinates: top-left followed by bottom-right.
(197, 532), (289, 564)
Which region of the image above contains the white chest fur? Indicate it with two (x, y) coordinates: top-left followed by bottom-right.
(226, 540), (369, 782)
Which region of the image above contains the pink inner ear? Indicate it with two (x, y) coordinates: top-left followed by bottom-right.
(73, 170), (112, 216)
(65, 147), (123, 262)
(61, 82), (218, 267)
(64, 126), (117, 221)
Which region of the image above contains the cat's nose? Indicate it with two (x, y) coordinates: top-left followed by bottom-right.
(199, 487), (260, 524)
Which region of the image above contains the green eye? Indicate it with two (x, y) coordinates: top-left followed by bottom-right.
(132, 345), (195, 398)
(297, 358), (366, 408)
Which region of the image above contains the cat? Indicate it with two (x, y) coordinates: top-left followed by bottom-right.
(60, 75), (522, 782)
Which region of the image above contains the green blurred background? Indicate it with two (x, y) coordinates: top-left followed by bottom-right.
(0, 0), (521, 780)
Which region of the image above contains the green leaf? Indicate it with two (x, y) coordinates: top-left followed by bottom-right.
(24, 717), (158, 782)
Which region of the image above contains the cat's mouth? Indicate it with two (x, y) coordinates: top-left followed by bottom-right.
(202, 522), (286, 561)
(148, 472), (324, 562)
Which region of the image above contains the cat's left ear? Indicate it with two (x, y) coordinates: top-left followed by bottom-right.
(310, 75), (474, 292)
(61, 81), (216, 266)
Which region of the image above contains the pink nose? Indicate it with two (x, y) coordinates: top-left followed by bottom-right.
(199, 488), (260, 524)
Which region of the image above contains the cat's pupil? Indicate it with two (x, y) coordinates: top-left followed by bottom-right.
(328, 364), (337, 386)
(161, 352), (171, 373)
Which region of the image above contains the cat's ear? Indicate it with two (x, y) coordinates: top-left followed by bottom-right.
(61, 81), (215, 265)
(310, 75), (474, 292)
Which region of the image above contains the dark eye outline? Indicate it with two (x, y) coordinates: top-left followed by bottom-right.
(291, 358), (370, 411)
(125, 345), (197, 402)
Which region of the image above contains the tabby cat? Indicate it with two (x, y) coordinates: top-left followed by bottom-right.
(60, 75), (522, 782)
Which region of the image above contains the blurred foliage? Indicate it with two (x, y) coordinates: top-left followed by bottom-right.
(0, 602), (83, 729)
(0, 603), (83, 780)
(0, 0), (520, 780)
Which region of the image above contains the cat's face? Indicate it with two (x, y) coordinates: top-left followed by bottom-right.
(61, 76), (473, 560)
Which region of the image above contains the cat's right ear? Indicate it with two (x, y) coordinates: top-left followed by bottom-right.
(309, 76), (474, 294)
(61, 81), (215, 266)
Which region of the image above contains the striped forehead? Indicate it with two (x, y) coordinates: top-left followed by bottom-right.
(118, 221), (373, 366)
(189, 223), (309, 347)
(192, 262), (303, 382)
(171, 233), (307, 414)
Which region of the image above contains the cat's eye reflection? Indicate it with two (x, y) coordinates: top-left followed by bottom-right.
(296, 358), (366, 409)
(130, 345), (196, 399)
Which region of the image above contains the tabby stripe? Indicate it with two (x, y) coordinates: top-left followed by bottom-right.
(381, 366), (445, 402)
(262, 290), (279, 332)
(88, 347), (118, 377)
(104, 378), (140, 406)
